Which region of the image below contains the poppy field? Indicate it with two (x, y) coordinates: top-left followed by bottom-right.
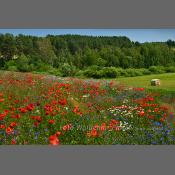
(0, 71), (175, 145)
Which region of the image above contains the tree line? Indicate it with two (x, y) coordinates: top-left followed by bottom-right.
(0, 33), (175, 77)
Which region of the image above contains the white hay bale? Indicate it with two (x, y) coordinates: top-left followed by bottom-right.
(151, 79), (160, 86)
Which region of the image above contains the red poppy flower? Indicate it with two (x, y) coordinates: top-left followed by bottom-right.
(0, 124), (5, 129)
(48, 119), (55, 125)
(147, 109), (151, 113)
(73, 106), (79, 113)
(11, 139), (16, 145)
(87, 102), (92, 108)
(0, 110), (9, 120)
(91, 129), (98, 137)
(9, 107), (15, 111)
(135, 87), (144, 91)
(45, 111), (50, 115)
(109, 81), (114, 88)
(55, 131), (61, 136)
(148, 115), (154, 119)
(72, 106), (82, 115)
(93, 124), (99, 130)
(163, 113), (167, 118)
(9, 122), (17, 128)
(31, 116), (42, 122)
(0, 98), (4, 102)
(58, 99), (67, 106)
(111, 119), (119, 125)
(62, 124), (72, 131)
(18, 107), (27, 113)
(26, 103), (34, 111)
(138, 111), (145, 117)
(48, 135), (59, 145)
(99, 123), (106, 131)
(36, 116), (42, 122)
(4, 110), (8, 114)
(33, 121), (39, 127)
(148, 97), (154, 101)
(154, 108), (159, 113)
(6, 127), (13, 135)
(14, 100), (19, 103)
(159, 118), (165, 122)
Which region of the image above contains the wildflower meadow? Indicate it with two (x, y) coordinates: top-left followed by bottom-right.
(0, 71), (174, 145)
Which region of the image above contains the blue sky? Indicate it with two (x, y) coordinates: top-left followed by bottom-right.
(0, 29), (175, 43)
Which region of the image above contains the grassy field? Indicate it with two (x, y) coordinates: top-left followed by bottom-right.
(116, 73), (175, 114)
(116, 73), (175, 91)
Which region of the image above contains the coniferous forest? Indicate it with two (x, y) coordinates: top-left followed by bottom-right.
(0, 33), (175, 78)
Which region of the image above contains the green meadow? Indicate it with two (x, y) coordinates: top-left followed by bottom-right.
(116, 73), (175, 91)
(116, 73), (175, 113)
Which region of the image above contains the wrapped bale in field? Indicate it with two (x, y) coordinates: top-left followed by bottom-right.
(151, 79), (160, 86)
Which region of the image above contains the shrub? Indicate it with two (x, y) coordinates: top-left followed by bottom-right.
(16, 54), (30, 72)
(102, 67), (119, 78)
(149, 66), (158, 73)
(60, 63), (77, 77)
(83, 69), (97, 78)
(37, 63), (53, 72)
(4, 60), (17, 70)
(28, 64), (35, 72)
(75, 70), (84, 77)
(164, 66), (175, 73)
(149, 66), (165, 74)
(7, 66), (18, 71)
(125, 69), (137, 77)
(120, 69), (128, 77)
(135, 70), (143, 76)
(82, 66), (98, 77)
(48, 68), (62, 76)
(115, 68), (123, 77)
(93, 70), (105, 79)
(140, 68), (152, 75)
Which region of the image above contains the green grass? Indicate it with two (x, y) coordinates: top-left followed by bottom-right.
(116, 73), (175, 91)
(116, 73), (175, 114)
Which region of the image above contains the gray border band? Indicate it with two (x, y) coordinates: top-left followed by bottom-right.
(0, 0), (175, 28)
(0, 146), (175, 174)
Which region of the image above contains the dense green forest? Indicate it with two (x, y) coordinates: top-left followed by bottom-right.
(0, 33), (175, 78)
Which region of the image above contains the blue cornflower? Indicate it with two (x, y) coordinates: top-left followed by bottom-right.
(160, 137), (163, 141)
(34, 132), (39, 140)
(153, 121), (161, 127)
(34, 132), (39, 136)
(169, 113), (173, 120)
(44, 128), (48, 132)
(146, 133), (152, 139)
(151, 141), (157, 145)
(165, 129), (170, 135)
(162, 141), (166, 145)
(13, 130), (17, 135)
(171, 136), (175, 141)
